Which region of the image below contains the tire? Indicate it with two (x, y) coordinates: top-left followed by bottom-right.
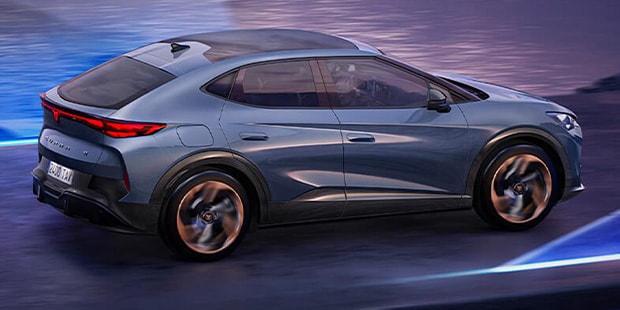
(474, 144), (558, 231)
(159, 170), (249, 261)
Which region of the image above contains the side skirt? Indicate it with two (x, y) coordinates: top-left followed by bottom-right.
(266, 189), (472, 226)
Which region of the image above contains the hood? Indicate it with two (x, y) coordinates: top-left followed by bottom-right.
(436, 73), (550, 103)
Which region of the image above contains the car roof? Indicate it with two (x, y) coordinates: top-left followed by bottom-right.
(162, 29), (360, 63)
(127, 29), (381, 77)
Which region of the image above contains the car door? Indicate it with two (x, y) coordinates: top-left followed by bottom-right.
(217, 59), (345, 223)
(318, 57), (471, 216)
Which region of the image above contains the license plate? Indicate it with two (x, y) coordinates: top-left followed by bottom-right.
(48, 161), (74, 185)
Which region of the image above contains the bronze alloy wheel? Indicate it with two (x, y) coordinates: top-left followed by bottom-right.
(490, 154), (552, 224)
(161, 171), (249, 261)
(177, 180), (244, 254)
(475, 144), (558, 230)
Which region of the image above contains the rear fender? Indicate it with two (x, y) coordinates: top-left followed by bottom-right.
(150, 150), (270, 227)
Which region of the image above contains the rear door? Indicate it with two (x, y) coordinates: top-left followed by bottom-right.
(218, 59), (345, 223)
(318, 57), (471, 216)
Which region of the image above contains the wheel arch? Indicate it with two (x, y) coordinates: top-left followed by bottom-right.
(150, 150), (270, 229)
(466, 127), (568, 202)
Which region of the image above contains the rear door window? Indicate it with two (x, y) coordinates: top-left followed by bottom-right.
(230, 60), (320, 108)
(58, 56), (175, 109)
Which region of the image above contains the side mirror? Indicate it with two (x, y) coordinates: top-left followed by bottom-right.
(427, 88), (451, 113)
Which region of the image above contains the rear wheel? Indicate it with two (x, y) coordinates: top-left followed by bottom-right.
(160, 170), (249, 261)
(474, 144), (558, 231)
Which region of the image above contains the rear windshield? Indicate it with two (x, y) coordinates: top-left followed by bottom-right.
(58, 56), (175, 109)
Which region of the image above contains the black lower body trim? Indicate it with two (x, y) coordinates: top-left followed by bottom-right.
(33, 176), (143, 233)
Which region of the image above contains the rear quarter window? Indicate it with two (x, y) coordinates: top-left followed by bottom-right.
(204, 71), (236, 98)
(58, 56), (175, 109)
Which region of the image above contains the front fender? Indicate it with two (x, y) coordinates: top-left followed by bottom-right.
(465, 126), (573, 199)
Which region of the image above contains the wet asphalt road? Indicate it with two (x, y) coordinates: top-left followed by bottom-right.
(2, 92), (620, 309)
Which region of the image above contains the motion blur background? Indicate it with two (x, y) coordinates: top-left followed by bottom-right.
(3, 2), (620, 308)
(1, 0), (619, 141)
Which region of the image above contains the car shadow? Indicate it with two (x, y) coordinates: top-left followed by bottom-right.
(39, 207), (495, 269)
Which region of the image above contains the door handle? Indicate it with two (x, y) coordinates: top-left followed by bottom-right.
(240, 132), (269, 141)
(346, 133), (375, 143)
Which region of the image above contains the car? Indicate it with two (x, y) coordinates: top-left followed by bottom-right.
(32, 28), (584, 261)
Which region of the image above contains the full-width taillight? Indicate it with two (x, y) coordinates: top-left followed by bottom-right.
(41, 95), (166, 138)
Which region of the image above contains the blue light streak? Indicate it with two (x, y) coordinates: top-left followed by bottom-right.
(502, 209), (620, 266)
(362, 209), (620, 286)
(363, 253), (620, 286)
(491, 253), (620, 273)
(0, 138), (38, 147)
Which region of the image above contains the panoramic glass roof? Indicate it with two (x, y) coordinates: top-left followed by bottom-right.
(163, 29), (359, 62)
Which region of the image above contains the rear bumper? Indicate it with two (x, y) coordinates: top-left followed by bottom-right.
(33, 175), (133, 232)
(32, 158), (157, 234)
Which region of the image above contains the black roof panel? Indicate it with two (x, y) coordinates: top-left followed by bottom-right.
(163, 29), (358, 62)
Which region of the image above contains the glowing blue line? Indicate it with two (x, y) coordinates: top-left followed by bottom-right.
(490, 253), (620, 273)
(501, 209), (620, 267)
(0, 138), (38, 147)
(363, 267), (496, 285)
(362, 209), (620, 286)
(362, 253), (620, 286)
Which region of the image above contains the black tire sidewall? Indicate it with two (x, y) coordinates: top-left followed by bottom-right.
(160, 170), (250, 261)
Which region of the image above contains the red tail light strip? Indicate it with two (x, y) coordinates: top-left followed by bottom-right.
(40, 95), (166, 138)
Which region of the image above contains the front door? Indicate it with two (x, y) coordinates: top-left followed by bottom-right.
(319, 57), (471, 216)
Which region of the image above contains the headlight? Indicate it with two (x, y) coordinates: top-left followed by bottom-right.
(546, 112), (582, 137)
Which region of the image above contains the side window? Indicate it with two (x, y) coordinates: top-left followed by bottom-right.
(231, 60), (319, 107)
(205, 71), (236, 98)
(325, 58), (429, 108)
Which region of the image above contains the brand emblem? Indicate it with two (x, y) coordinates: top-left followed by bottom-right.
(44, 135), (71, 152)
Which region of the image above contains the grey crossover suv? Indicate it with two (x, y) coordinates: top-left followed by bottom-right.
(32, 29), (584, 260)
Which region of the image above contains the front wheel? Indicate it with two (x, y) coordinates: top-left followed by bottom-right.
(474, 144), (558, 231)
(159, 170), (249, 261)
